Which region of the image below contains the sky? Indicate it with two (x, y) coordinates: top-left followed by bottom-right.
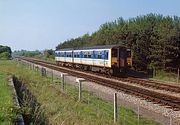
(0, 0), (180, 51)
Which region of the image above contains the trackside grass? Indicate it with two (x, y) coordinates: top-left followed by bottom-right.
(0, 60), (161, 125)
(0, 71), (15, 125)
(153, 70), (179, 84)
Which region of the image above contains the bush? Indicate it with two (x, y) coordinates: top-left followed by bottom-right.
(0, 45), (12, 60)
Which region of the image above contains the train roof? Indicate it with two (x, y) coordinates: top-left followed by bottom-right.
(56, 44), (126, 51)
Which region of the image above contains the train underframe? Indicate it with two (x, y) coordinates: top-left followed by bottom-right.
(56, 61), (127, 77)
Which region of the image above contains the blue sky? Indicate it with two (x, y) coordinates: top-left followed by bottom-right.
(0, 0), (180, 51)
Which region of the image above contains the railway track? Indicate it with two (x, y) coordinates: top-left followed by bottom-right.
(18, 57), (180, 110)
(20, 57), (180, 94)
(119, 77), (180, 93)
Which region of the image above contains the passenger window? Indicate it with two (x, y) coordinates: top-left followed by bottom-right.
(88, 52), (92, 58)
(84, 52), (87, 58)
(77, 53), (80, 58)
(105, 51), (108, 60)
(61, 53), (64, 57)
(98, 52), (102, 59)
(88, 54), (91, 58)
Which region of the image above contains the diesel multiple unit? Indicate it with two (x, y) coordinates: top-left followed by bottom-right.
(55, 45), (132, 75)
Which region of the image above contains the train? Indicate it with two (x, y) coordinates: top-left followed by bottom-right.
(55, 45), (132, 76)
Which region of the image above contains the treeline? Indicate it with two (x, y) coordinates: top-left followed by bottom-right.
(0, 45), (12, 59)
(13, 50), (42, 57)
(13, 49), (55, 59)
(56, 14), (180, 71)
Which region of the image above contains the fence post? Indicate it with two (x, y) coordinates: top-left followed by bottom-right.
(60, 73), (68, 91)
(36, 66), (39, 72)
(114, 92), (117, 123)
(41, 68), (46, 77)
(76, 78), (85, 101)
(30, 63), (33, 70)
(177, 68), (179, 84)
(29, 63), (31, 69)
(51, 70), (54, 82)
(79, 81), (82, 101)
(170, 115), (172, 125)
(137, 103), (140, 125)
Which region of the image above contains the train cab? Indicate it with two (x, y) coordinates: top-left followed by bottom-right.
(111, 46), (131, 75)
(126, 48), (132, 67)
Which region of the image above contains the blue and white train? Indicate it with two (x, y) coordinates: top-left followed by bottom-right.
(55, 45), (132, 75)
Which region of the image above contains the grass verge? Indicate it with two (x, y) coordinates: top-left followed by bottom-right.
(153, 70), (179, 84)
(0, 70), (15, 125)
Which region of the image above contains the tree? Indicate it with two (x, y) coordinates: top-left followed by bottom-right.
(0, 45), (12, 59)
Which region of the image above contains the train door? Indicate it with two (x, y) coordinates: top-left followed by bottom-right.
(92, 51), (95, 66)
(127, 49), (132, 67)
(72, 51), (74, 63)
(64, 52), (66, 62)
(102, 50), (105, 68)
(112, 48), (118, 68)
(119, 48), (127, 68)
(80, 51), (83, 64)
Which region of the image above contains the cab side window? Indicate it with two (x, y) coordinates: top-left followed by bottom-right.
(112, 49), (117, 57)
(105, 51), (108, 60)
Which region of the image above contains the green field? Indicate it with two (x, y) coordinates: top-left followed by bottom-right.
(0, 60), (161, 125)
(0, 71), (15, 125)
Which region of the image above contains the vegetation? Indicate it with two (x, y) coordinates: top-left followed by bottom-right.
(0, 60), (160, 125)
(56, 14), (180, 71)
(0, 45), (12, 60)
(36, 49), (55, 61)
(0, 71), (15, 125)
(13, 50), (41, 57)
(13, 49), (55, 61)
(154, 70), (179, 83)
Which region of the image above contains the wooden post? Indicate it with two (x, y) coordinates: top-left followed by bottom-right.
(61, 73), (68, 91)
(76, 78), (85, 101)
(41, 68), (46, 77)
(29, 63), (31, 69)
(37, 66), (39, 72)
(170, 115), (172, 125)
(51, 70), (53, 82)
(79, 81), (82, 101)
(177, 68), (179, 83)
(61, 74), (65, 91)
(30, 63), (32, 70)
(137, 103), (140, 125)
(114, 92), (117, 123)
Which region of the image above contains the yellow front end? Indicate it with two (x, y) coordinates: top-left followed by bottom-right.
(127, 57), (132, 67)
(111, 57), (118, 67)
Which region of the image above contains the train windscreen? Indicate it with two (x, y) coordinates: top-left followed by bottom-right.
(127, 49), (131, 57)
